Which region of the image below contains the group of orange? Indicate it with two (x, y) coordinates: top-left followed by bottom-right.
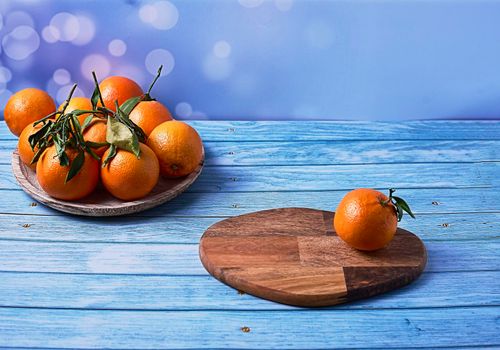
(5, 75), (204, 201)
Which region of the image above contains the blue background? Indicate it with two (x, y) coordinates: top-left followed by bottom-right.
(0, 0), (500, 120)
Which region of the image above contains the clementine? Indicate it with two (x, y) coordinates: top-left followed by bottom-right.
(147, 121), (204, 178)
(18, 123), (43, 170)
(82, 118), (108, 156)
(36, 146), (99, 201)
(100, 143), (159, 200)
(4, 88), (56, 136)
(334, 188), (398, 251)
(129, 100), (173, 136)
(99, 76), (143, 112)
(58, 97), (93, 125)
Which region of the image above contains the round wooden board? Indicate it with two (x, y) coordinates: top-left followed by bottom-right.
(11, 149), (204, 216)
(199, 208), (427, 307)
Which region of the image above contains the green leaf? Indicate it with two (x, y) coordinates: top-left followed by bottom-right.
(81, 115), (95, 131)
(85, 146), (101, 161)
(120, 96), (142, 115)
(393, 196), (416, 219)
(86, 140), (109, 148)
(65, 150), (85, 183)
(91, 86), (100, 110)
(102, 144), (116, 167)
(106, 116), (141, 157)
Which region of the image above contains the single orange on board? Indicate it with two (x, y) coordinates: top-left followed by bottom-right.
(58, 97), (93, 125)
(82, 118), (108, 156)
(36, 146), (99, 201)
(129, 100), (173, 136)
(100, 143), (160, 201)
(147, 120), (203, 178)
(4, 88), (56, 136)
(18, 123), (43, 170)
(334, 188), (398, 251)
(98, 76), (143, 112)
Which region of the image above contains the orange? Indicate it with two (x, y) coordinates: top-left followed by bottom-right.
(4, 88), (56, 136)
(82, 118), (108, 156)
(101, 143), (159, 200)
(334, 188), (398, 251)
(98, 76), (143, 112)
(147, 120), (204, 178)
(58, 97), (93, 125)
(129, 100), (173, 136)
(18, 123), (43, 170)
(36, 146), (99, 201)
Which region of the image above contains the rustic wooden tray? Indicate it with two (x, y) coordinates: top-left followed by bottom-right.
(200, 208), (427, 307)
(11, 149), (204, 216)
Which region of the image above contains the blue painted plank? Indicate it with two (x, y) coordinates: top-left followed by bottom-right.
(0, 211), (496, 244)
(1, 187), (498, 218)
(0, 270), (497, 311)
(0, 162), (497, 192)
(2, 120), (500, 141)
(0, 307), (498, 348)
(0, 240), (496, 275)
(2, 139), (499, 166)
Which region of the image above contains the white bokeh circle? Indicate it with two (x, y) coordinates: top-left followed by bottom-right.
(53, 68), (71, 85)
(0, 66), (12, 83)
(49, 12), (79, 42)
(42, 26), (59, 43)
(139, 1), (178, 30)
(71, 15), (95, 46)
(145, 49), (175, 75)
(108, 39), (127, 57)
(175, 102), (192, 118)
(80, 54), (111, 80)
(5, 11), (34, 29)
(202, 54), (233, 81)
(2, 25), (40, 60)
(213, 40), (231, 58)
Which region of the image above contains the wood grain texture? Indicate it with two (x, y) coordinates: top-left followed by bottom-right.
(1, 270), (498, 310)
(2, 139), (500, 166)
(2, 120), (500, 141)
(200, 208), (427, 307)
(0, 121), (498, 349)
(11, 149), (204, 216)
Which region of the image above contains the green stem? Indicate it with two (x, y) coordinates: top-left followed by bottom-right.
(146, 65), (163, 97)
(92, 71), (106, 107)
(58, 84), (78, 118)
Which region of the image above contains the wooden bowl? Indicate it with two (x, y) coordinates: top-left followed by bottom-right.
(11, 148), (204, 216)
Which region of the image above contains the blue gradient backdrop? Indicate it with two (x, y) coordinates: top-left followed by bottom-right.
(1, 0), (500, 120)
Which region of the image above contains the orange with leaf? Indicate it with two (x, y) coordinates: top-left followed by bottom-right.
(334, 188), (415, 251)
(99, 76), (143, 112)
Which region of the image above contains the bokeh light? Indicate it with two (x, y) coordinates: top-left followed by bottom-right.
(49, 12), (79, 42)
(56, 84), (85, 105)
(145, 49), (174, 75)
(53, 68), (71, 85)
(80, 54), (111, 80)
(175, 102), (192, 118)
(108, 39), (127, 57)
(71, 15), (95, 46)
(202, 54), (233, 81)
(2, 25), (40, 60)
(0, 67), (13, 83)
(5, 11), (34, 29)
(139, 1), (178, 30)
(213, 40), (231, 58)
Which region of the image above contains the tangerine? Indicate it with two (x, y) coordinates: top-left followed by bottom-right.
(99, 76), (143, 112)
(36, 146), (99, 201)
(18, 123), (43, 170)
(147, 121), (203, 178)
(334, 188), (398, 251)
(4, 88), (56, 136)
(100, 143), (159, 200)
(129, 100), (173, 136)
(83, 118), (108, 156)
(58, 97), (93, 125)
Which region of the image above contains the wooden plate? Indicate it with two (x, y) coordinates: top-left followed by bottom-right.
(11, 149), (204, 216)
(199, 208), (427, 307)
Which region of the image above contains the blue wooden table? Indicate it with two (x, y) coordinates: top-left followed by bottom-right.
(0, 120), (499, 349)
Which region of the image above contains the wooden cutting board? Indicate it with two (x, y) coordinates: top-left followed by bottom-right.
(199, 208), (427, 307)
